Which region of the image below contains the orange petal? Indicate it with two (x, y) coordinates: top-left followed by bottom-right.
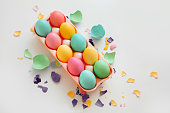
(122, 71), (126, 77)
(127, 78), (135, 83)
(103, 45), (109, 50)
(87, 99), (91, 107)
(111, 99), (117, 106)
(67, 91), (74, 98)
(30, 27), (33, 32)
(38, 13), (44, 19)
(14, 31), (21, 37)
(133, 90), (140, 97)
(17, 57), (23, 60)
(150, 72), (158, 79)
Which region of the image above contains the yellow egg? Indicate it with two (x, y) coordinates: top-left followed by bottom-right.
(56, 45), (73, 62)
(59, 22), (76, 39)
(83, 47), (98, 65)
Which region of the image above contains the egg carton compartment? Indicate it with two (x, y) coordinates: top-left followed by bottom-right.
(32, 10), (114, 94)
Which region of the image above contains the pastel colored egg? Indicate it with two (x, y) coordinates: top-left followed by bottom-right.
(59, 22), (76, 39)
(94, 60), (110, 78)
(83, 47), (98, 65)
(79, 70), (96, 90)
(67, 57), (84, 76)
(85, 65), (94, 73)
(56, 45), (73, 62)
(73, 52), (82, 60)
(35, 19), (51, 37)
(62, 40), (71, 47)
(71, 33), (87, 52)
(45, 32), (61, 50)
(50, 10), (66, 28)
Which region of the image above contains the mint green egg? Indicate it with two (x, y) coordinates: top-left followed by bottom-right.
(35, 19), (51, 37)
(94, 60), (110, 78)
(79, 70), (96, 90)
(71, 33), (86, 52)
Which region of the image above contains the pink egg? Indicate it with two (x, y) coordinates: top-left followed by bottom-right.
(45, 32), (61, 50)
(50, 10), (66, 28)
(67, 57), (84, 76)
(110, 44), (116, 50)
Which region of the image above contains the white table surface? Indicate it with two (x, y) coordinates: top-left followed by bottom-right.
(1, 0), (170, 113)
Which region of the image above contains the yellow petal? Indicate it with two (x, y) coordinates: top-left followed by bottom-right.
(17, 57), (23, 60)
(127, 78), (135, 83)
(122, 71), (126, 77)
(103, 45), (109, 50)
(30, 27), (33, 32)
(106, 41), (110, 45)
(99, 88), (102, 91)
(67, 91), (74, 98)
(111, 99), (117, 106)
(87, 99), (91, 107)
(14, 31), (21, 37)
(105, 37), (108, 42)
(133, 90), (140, 97)
(38, 13), (44, 19)
(122, 96), (125, 99)
(150, 72), (158, 79)
(101, 52), (104, 55)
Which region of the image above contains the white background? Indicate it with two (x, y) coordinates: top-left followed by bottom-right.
(0, 0), (170, 113)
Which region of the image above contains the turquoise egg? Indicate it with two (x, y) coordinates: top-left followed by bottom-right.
(35, 19), (51, 37)
(94, 60), (110, 78)
(79, 70), (96, 90)
(71, 33), (86, 52)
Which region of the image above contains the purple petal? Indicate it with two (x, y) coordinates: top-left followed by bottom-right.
(37, 85), (43, 88)
(107, 37), (114, 43)
(51, 71), (61, 82)
(89, 39), (94, 46)
(34, 74), (41, 84)
(76, 89), (79, 95)
(44, 81), (48, 84)
(109, 101), (112, 106)
(100, 90), (107, 96)
(42, 86), (48, 93)
(82, 94), (89, 102)
(72, 99), (78, 107)
(66, 16), (69, 19)
(95, 99), (104, 107)
(82, 104), (88, 109)
(113, 68), (116, 73)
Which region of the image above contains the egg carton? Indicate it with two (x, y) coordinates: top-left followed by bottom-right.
(32, 11), (114, 94)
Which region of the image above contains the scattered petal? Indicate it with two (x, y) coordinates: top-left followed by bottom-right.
(30, 27), (33, 32)
(109, 101), (112, 106)
(95, 99), (104, 107)
(82, 94), (89, 102)
(34, 74), (41, 84)
(103, 45), (109, 50)
(51, 71), (61, 82)
(89, 39), (94, 46)
(106, 41), (110, 45)
(87, 99), (91, 107)
(127, 78), (135, 83)
(38, 13), (44, 19)
(91, 24), (105, 39)
(120, 104), (122, 107)
(67, 91), (75, 98)
(76, 87), (79, 95)
(100, 90), (107, 96)
(28, 70), (32, 72)
(99, 89), (102, 91)
(33, 54), (49, 70)
(37, 85), (43, 88)
(150, 72), (158, 79)
(43, 81), (47, 84)
(33, 5), (39, 12)
(72, 99), (78, 107)
(101, 52), (104, 55)
(104, 52), (116, 64)
(111, 99), (117, 106)
(105, 37), (108, 42)
(110, 44), (116, 50)
(24, 49), (32, 59)
(133, 90), (140, 97)
(122, 71), (126, 77)
(107, 37), (114, 43)
(17, 57), (23, 60)
(14, 31), (21, 37)
(85, 28), (91, 34)
(66, 16), (69, 19)
(70, 10), (82, 24)
(113, 68), (116, 73)
(122, 96), (125, 99)
(42, 86), (48, 93)
(50, 60), (61, 68)
(82, 104), (88, 109)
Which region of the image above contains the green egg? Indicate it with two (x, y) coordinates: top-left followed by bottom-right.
(94, 60), (110, 78)
(71, 33), (86, 52)
(35, 19), (51, 37)
(79, 70), (96, 90)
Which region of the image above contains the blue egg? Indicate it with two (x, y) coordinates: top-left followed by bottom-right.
(79, 70), (96, 90)
(71, 33), (86, 52)
(35, 19), (51, 37)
